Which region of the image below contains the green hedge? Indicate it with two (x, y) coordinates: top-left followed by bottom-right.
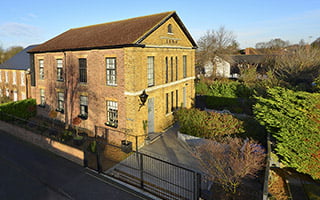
(254, 87), (320, 179)
(0, 99), (37, 119)
(196, 80), (253, 113)
(175, 108), (245, 139)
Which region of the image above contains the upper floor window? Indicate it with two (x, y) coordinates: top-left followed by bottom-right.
(79, 95), (88, 119)
(79, 58), (87, 83)
(12, 71), (16, 85)
(175, 57), (178, 81)
(183, 55), (187, 78)
(147, 56), (155, 87)
(170, 57), (174, 82)
(20, 71), (25, 86)
(56, 59), (63, 81)
(106, 57), (117, 86)
(165, 57), (168, 83)
(5, 71), (8, 83)
(168, 24), (173, 34)
(39, 60), (44, 80)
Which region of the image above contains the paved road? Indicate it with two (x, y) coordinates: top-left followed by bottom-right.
(0, 129), (151, 200)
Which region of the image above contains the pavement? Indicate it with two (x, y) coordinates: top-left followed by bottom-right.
(0, 129), (153, 200)
(141, 123), (202, 173)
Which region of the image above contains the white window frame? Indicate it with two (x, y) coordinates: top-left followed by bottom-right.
(79, 95), (88, 118)
(56, 59), (63, 81)
(147, 56), (155, 87)
(40, 89), (45, 107)
(39, 59), (44, 80)
(12, 71), (16, 85)
(106, 100), (118, 128)
(106, 57), (117, 86)
(5, 71), (8, 83)
(20, 71), (25, 86)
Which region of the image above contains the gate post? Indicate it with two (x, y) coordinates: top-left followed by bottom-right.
(139, 153), (144, 189)
(194, 172), (201, 200)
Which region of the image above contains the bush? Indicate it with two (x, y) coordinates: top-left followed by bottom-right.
(0, 99), (36, 119)
(175, 108), (244, 139)
(254, 87), (320, 179)
(196, 79), (253, 113)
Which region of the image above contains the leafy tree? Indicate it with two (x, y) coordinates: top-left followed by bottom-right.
(254, 87), (320, 179)
(0, 46), (23, 64)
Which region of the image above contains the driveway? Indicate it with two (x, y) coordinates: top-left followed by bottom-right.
(0, 129), (152, 200)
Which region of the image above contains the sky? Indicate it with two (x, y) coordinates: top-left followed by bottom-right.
(0, 0), (319, 49)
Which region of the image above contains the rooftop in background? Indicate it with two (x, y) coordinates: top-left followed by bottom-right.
(29, 11), (197, 53)
(0, 45), (38, 70)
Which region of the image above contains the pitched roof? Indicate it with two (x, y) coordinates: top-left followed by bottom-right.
(29, 11), (196, 53)
(232, 55), (266, 64)
(0, 45), (38, 70)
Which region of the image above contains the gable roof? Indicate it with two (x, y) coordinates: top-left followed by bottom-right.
(29, 11), (197, 53)
(0, 45), (38, 70)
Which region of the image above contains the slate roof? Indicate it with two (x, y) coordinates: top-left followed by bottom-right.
(232, 55), (266, 64)
(29, 11), (197, 53)
(0, 45), (38, 70)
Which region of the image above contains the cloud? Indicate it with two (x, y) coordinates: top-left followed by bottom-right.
(0, 22), (41, 37)
(0, 22), (43, 48)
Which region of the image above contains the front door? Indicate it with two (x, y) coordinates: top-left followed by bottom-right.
(147, 97), (154, 133)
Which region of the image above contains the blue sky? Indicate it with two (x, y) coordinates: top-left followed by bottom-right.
(0, 0), (319, 49)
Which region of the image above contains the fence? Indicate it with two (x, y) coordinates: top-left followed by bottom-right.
(0, 114), (203, 200)
(89, 126), (202, 200)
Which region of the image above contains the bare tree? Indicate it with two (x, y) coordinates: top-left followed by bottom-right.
(255, 38), (290, 50)
(193, 137), (266, 195)
(197, 26), (239, 76)
(270, 46), (320, 90)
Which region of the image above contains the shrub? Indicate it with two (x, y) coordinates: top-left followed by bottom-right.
(193, 137), (266, 194)
(175, 108), (244, 139)
(0, 99), (36, 119)
(254, 87), (320, 179)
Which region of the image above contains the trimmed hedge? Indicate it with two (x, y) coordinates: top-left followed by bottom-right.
(0, 99), (37, 119)
(175, 108), (245, 139)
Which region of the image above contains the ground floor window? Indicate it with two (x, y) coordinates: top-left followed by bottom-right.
(40, 89), (45, 107)
(79, 96), (88, 119)
(56, 92), (64, 113)
(106, 100), (118, 128)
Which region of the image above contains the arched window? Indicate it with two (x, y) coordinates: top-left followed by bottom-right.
(168, 24), (173, 34)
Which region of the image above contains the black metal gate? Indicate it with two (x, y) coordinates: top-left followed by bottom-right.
(84, 126), (201, 200)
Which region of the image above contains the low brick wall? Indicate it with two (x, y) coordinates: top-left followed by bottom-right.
(0, 120), (84, 166)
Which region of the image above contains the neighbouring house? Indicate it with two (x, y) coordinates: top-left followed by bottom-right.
(203, 57), (231, 78)
(28, 11), (197, 146)
(0, 45), (37, 101)
(202, 55), (267, 79)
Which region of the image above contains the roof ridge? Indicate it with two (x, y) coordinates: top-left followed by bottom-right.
(71, 11), (175, 31)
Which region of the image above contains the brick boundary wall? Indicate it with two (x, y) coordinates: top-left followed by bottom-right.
(0, 120), (84, 166)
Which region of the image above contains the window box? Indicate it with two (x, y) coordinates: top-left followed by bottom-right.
(78, 114), (88, 120)
(55, 108), (64, 114)
(105, 121), (118, 128)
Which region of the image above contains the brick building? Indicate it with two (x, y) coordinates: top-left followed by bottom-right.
(28, 11), (197, 145)
(0, 45), (36, 101)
